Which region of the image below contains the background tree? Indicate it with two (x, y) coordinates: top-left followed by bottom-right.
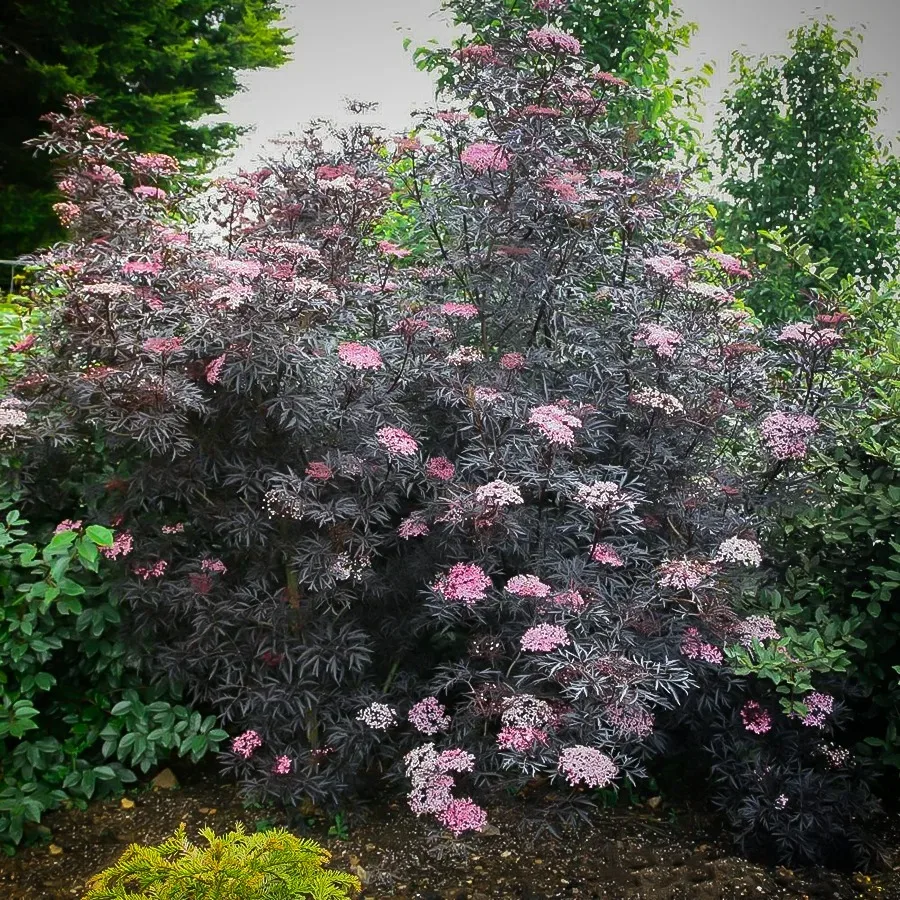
(412, 0), (707, 160)
(0, 0), (291, 259)
(715, 20), (900, 322)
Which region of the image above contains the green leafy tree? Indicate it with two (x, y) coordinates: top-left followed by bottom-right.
(0, 0), (292, 258)
(715, 20), (900, 321)
(412, 0), (706, 159)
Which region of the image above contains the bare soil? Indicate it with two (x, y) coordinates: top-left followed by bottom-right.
(0, 769), (897, 899)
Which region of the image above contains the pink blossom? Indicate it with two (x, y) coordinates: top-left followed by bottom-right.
(548, 589), (587, 611)
(605, 703), (655, 738)
(88, 125), (128, 141)
(475, 480), (524, 508)
(377, 240), (411, 258)
(528, 404), (582, 447)
(8, 335), (36, 353)
(521, 624), (570, 652)
(426, 456), (455, 480)
(437, 748), (475, 773)
(447, 346), (484, 365)
(558, 746), (618, 788)
(394, 136), (422, 153)
(201, 558), (227, 575)
(575, 481), (630, 514)
(800, 692), (835, 728)
(161, 523), (184, 534)
(534, 0), (569, 9)
(707, 251), (750, 278)
(473, 387), (503, 405)
(500, 352), (526, 370)
(54, 519), (83, 534)
(133, 559), (168, 580)
(645, 255), (687, 281)
(528, 26), (581, 55)
(205, 354), (226, 385)
(658, 558), (713, 590)
(741, 700), (772, 735)
(209, 257), (262, 280)
(714, 537), (762, 567)
(434, 563), (492, 604)
(338, 341), (384, 370)
(590, 543), (624, 567)
(453, 44), (502, 65)
(460, 142), (510, 173)
(681, 627), (724, 665)
(438, 799), (488, 835)
(357, 702), (397, 730)
(398, 516), (430, 539)
(506, 574), (552, 598)
(760, 412), (819, 460)
(101, 530), (133, 560)
(436, 110), (470, 124)
(628, 387), (684, 416)
(132, 153), (179, 175)
(232, 730), (263, 758)
(522, 105), (563, 118)
(497, 726), (549, 752)
(408, 697), (451, 734)
(737, 615), (780, 648)
(272, 755), (292, 775)
(777, 323), (841, 350)
(377, 426), (419, 457)
(53, 202), (80, 225)
(133, 185), (167, 201)
(501, 694), (553, 729)
(143, 337), (182, 355)
(440, 302), (479, 319)
(594, 71), (629, 88)
(634, 323), (683, 359)
(306, 461), (333, 481)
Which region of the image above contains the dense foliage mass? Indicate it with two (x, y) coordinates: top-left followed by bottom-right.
(0, 0), (291, 258)
(716, 22), (900, 322)
(1, 0), (880, 867)
(84, 823), (359, 899)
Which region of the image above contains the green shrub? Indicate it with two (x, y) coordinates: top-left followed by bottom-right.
(0, 496), (228, 847)
(84, 823), (360, 899)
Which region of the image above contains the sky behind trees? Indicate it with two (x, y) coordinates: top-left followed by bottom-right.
(219, 0), (900, 169)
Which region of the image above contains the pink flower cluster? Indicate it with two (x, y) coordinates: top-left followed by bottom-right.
(528, 404), (582, 447)
(201, 558), (227, 574)
(133, 185), (167, 201)
(404, 744), (484, 834)
(426, 456), (455, 480)
(500, 352), (526, 371)
(398, 516), (430, 539)
(645, 255), (687, 281)
(707, 251), (750, 278)
(778, 322), (842, 350)
(475, 480), (524, 508)
(658, 558), (713, 590)
(497, 725), (549, 752)
(591, 543), (624, 567)
(408, 697), (451, 734)
(132, 153), (179, 175)
(453, 44), (503, 66)
(460, 142), (510, 173)
(338, 341), (384, 370)
(377, 240), (411, 258)
(440, 302), (479, 319)
(760, 412), (819, 460)
(0, 399), (28, 428)
(54, 519), (83, 534)
(101, 530), (133, 560)
(628, 387), (684, 415)
(558, 746), (618, 788)
(634, 323), (683, 359)
(800, 692), (834, 728)
(232, 730), (263, 758)
(306, 461), (333, 480)
(737, 615), (780, 648)
(681, 628), (724, 665)
(161, 523), (184, 534)
(205, 354), (226, 385)
(575, 481), (629, 513)
(527, 26), (581, 55)
(506, 574), (552, 598)
(741, 700), (772, 734)
(134, 560), (167, 580)
(447, 346), (484, 365)
(534, 0), (568, 9)
(594, 71), (629, 88)
(521, 623), (570, 652)
(549, 589), (587, 611)
(434, 563), (492, 604)
(605, 703), (655, 738)
(438, 798), (488, 835)
(357, 702), (397, 730)
(143, 337), (182, 355)
(714, 537), (762, 567)
(377, 426), (419, 457)
(272, 755), (292, 775)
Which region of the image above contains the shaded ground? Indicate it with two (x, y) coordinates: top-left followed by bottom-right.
(1, 769), (898, 899)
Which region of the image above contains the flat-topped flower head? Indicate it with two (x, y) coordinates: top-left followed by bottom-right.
(453, 44), (502, 65)
(437, 798), (487, 835)
(707, 251), (750, 278)
(426, 456), (455, 480)
(645, 255), (687, 281)
(506, 574), (552, 598)
(440, 302), (479, 319)
(800, 692), (834, 728)
(528, 26), (581, 55)
(143, 337), (182, 355)
(760, 412), (818, 460)
(591, 543), (624, 567)
(232, 730), (263, 758)
(500, 352), (526, 370)
(377, 240), (411, 258)
(714, 537), (763, 567)
(741, 700), (772, 734)
(777, 322), (841, 350)
(521, 624), (570, 652)
(681, 627), (724, 665)
(529, 404), (582, 446)
(408, 697), (451, 734)
(338, 341), (384, 370)
(634, 323), (682, 359)
(498, 725), (549, 752)
(272, 755), (292, 775)
(357, 702), (397, 730)
(629, 387), (684, 416)
(460, 142), (510, 173)
(305, 461), (333, 481)
(475, 480), (524, 508)
(377, 426), (419, 457)
(658, 558), (713, 590)
(558, 746), (618, 788)
(398, 516), (430, 539)
(575, 481), (629, 513)
(434, 563), (492, 604)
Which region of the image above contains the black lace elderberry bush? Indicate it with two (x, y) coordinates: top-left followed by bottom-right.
(3, 0), (866, 862)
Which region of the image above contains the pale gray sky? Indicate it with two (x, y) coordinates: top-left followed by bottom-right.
(219, 0), (900, 170)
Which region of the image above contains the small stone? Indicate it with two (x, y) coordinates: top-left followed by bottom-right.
(646, 796), (662, 810)
(534, 858), (543, 865)
(353, 864), (368, 885)
(151, 768), (179, 790)
(500, 850), (512, 858)
(365, 843), (377, 851)
(49, 844), (63, 855)
(120, 798), (135, 809)
(198, 807), (217, 814)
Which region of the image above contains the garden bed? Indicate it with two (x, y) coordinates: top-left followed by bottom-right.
(0, 771), (896, 899)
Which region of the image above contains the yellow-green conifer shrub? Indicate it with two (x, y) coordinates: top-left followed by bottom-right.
(83, 823), (360, 899)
